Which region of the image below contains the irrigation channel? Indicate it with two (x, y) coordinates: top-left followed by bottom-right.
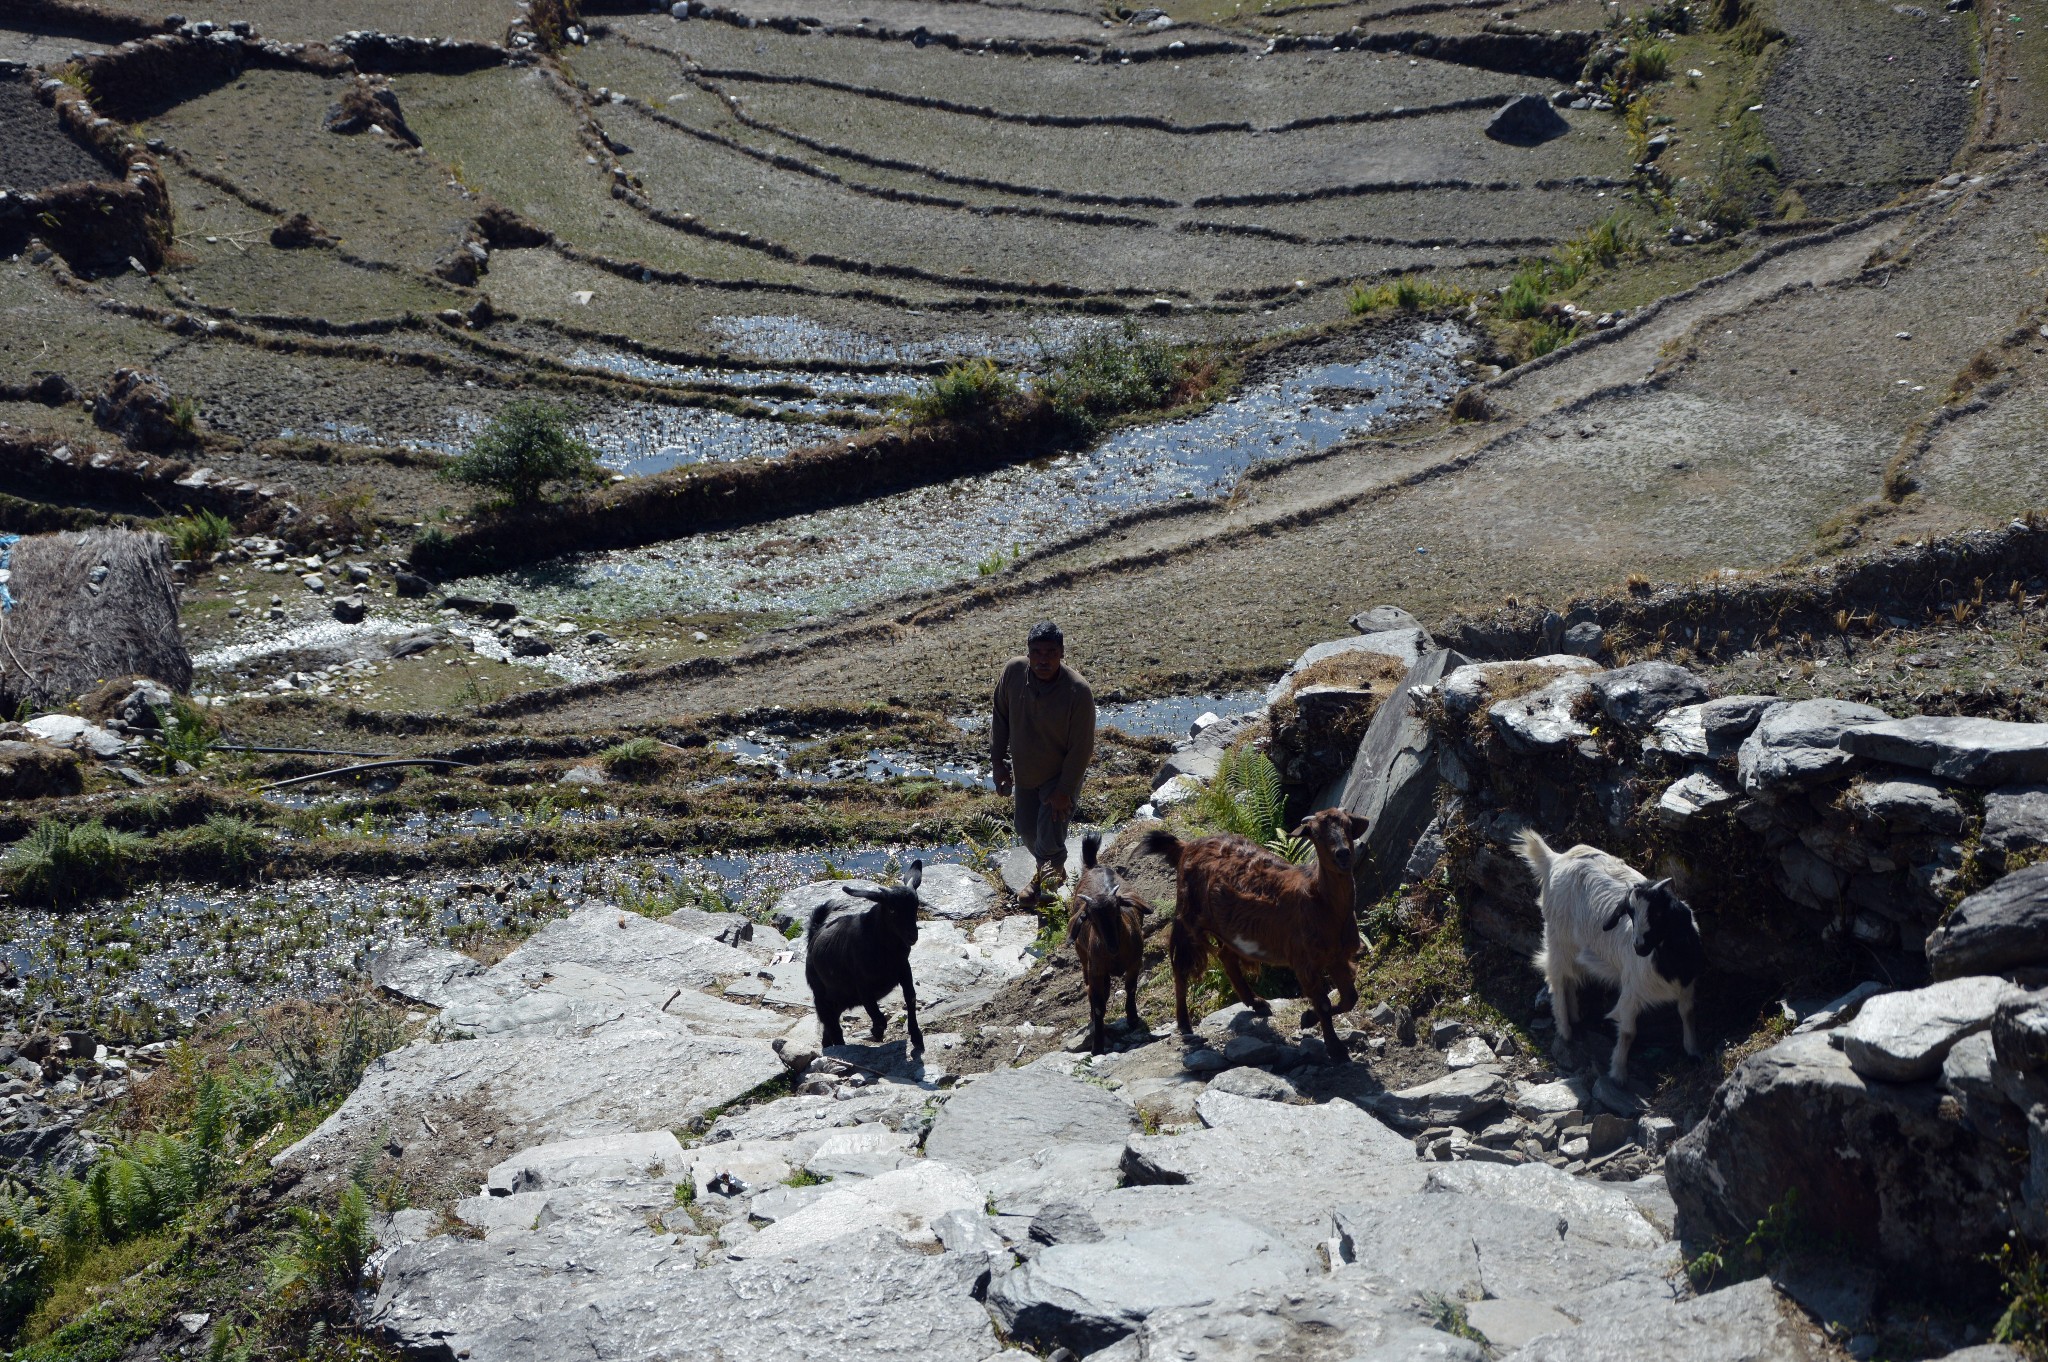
(0, 690), (1266, 1030)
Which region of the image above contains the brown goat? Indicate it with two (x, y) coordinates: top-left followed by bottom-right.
(1141, 808), (1370, 1061)
(1068, 833), (1150, 1054)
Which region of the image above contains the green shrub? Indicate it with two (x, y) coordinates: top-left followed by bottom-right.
(266, 1182), (374, 1305)
(181, 815), (267, 881)
(892, 358), (1018, 425)
(1622, 41), (1671, 84)
(1037, 321), (1205, 431)
(0, 819), (143, 904)
(446, 397), (603, 508)
(1527, 318), (1578, 357)
(163, 510), (235, 563)
(600, 736), (664, 779)
(1348, 276), (1473, 315)
(145, 700), (218, 775)
(1500, 267), (1548, 321)
(261, 1002), (406, 1111)
(1993, 1236), (2048, 1358)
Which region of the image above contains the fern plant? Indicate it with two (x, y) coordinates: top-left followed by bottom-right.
(266, 1182), (374, 1304)
(1194, 747), (1311, 864)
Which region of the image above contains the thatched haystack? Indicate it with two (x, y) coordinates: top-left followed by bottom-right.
(0, 528), (190, 712)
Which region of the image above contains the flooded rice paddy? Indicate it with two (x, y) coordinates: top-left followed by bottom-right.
(452, 323), (1469, 624)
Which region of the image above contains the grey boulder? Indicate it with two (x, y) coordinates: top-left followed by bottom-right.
(1982, 783), (2048, 867)
(1485, 92), (1572, 145)
(1350, 604), (1427, 636)
(1646, 695), (1777, 761)
(1840, 716), (2048, 786)
(1736, 699), (1887, 796)
(1490, 674), (1596, 755)
(1657, 767), (1739, 827)
(912, 862), (997, 919)
(1268, 630), (1429, 703)
(1831, 976), (2017, 1081)
(1361, 1068), (1508, 1132)
(1337, 647), (1470, 896)
(1927, 863), (2048, 979)
(1844, 775), (1965, 835)
(1589, 662), (1709, 732)
(1667, 1031), (2024, 1290)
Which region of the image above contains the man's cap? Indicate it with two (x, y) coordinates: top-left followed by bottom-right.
(1027, 621), (1063, 647)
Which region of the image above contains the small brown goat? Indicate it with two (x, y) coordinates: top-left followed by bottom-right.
(1141, 808), (1370, 1061)
(1068, 833), (1150, 1054)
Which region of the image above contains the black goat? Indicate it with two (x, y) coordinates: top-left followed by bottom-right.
(804, 860), (925, 1053)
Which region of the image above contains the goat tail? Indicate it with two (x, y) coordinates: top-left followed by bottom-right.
(806, 902), (833, 942)
(1515, 828), (1556, 885)
(1139, 828), (1183, 866)
(1081, 831), (1101, 869)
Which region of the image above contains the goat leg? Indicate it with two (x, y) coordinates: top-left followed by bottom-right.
(1217, 950), (1268, 1016)
(1606, 994), (1640, 1083)
(899, 966), (924, 1054)
(1169, 917), (1204, 1034)
(1123, 967), (1142, 1030)
(1679, 987), (1701, 1059)
(1088, 972), (1110, 1055)
(864, 1000), (887, 1043)
(817, 1001), (846, 1051)
(1545, 961), (1575, 1042)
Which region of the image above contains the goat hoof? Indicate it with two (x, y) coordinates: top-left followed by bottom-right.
(1249, 1001), (1271, 1017)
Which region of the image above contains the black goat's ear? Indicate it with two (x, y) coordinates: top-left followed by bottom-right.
(1601, 900), (1634, 931)
(904, 859), (923, 892)
(1649, 877), (1674, 895)
(843, 885), (882, 902)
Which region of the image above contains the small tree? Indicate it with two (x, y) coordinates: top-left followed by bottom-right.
(446, 398), (602, 507)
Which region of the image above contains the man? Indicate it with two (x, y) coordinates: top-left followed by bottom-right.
(990, 621), (1095, 903)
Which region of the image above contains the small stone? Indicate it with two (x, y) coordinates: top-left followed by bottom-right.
(332, 595), (368, 624)
(301, 574), (326, 593)
(1444, 1036), (1495, 1070)
(1485, 92), (1570, 144)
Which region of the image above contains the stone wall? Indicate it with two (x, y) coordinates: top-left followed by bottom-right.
(1420, 657), (2048, 983)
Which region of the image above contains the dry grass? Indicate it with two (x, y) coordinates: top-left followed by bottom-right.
(0, 528), (190, 711)
(1277, 650), (1408, 702)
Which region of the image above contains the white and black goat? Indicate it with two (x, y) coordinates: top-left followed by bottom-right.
(805, 860), (924, 1054)
(1517, 830), (1702, 1082)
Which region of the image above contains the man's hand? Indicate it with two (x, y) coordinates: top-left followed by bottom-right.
(1047, 790), (1073, 818)
(993, 761), (1013, 797)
